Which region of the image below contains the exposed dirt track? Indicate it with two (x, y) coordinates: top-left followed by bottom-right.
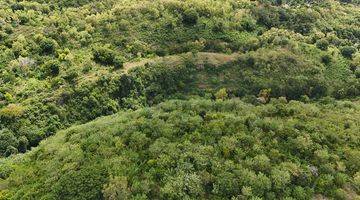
(123, 52), (240, 73)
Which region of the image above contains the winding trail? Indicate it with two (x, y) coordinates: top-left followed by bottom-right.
(78, 52), (240, 86)
(123, 52), (240, 73)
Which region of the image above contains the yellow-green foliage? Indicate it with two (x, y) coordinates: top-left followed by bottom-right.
(0, 104), (25, 118)
(0, 2), (359, 199)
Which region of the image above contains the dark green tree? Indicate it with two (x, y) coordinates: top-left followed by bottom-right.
(340, 46), (356, 58)
(183, 9), (199, 25)
(0, 129), (18, 156)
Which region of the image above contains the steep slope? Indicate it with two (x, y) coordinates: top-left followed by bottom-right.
(0, 0), (360, 155)
(0, 98), (359, 199)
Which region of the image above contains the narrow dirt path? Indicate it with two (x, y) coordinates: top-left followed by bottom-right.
(79, 52), (240, 85)
(123, 52), (240, 73)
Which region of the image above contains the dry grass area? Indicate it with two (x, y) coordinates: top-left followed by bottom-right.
(77, 52), (239, 86)
(123, 52), (240, 73)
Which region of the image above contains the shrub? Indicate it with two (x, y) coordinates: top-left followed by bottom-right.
(4, 92), (14, 102)
(215, 88), (228, 100)
(0, 129), (18, 156)
(258, 89), (271, 103)
(253, 6), (280, 29)
(161, 172), (204, 199)
(333, 188), (346, 200)
(10, 3), (24, 11)
(63, 70), (79, 83)
(340, 46), (356, 58)
(315, 175), (335, 195)
(42, 60), (60, 77)
(183, 8), (199, 25)
(93, 46), (116, 65)
(351, 54), (360, 75)
(271, 168), (291, 189)
(355, 68), (360, 78)
(316, 39), (329, 51)
(0, 104), (25, 119)
(5, 146), (18, 157)
(0, 164), (13, 179)
(18, 136), (29, 153)
(113, 56), (125, 69)
(53, 165), (108, 200)
(102, 176), (131, 200)
(241, 17), (257, 31)
(39, 38), (57, 55)
(321, 54), (331, 64)
(19, 14), (29, 25)
(93, 46), (124, 68)
(292, 186), (312, 200)
(354, 172), (360, 191)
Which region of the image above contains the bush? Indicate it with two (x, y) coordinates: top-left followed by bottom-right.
(0, 104), (25, 119)
(183, 8), (199, 25)
(355, 68), (360, 78)
(0, 129), (18, 156)
(333, 188), (347, 200)
(253, 6), (278, 28)
(113, 56), (125, 69)
(39, 38), (57, 55)
(18, 136), (29, 153)
(93, 46), (116, 65)
(53, 165), (108, 200)
(354, 172), (360, 191)
(316, 39), (329, 51)
(0, 164), (13, 179)
(93, 46), (124, 68)
(63, 70), (79, 83)
(215, 88), (228, 100)
(42, 60), (60, 77)
(340, 46), (356, 58)
(321, 54), (331, 65)
(10, 3), (24, 11)
(5, 146), (18, 157)
(241, 17), (257, 31)
(271, 168), (291, 189)
(102, 176), (131, 200)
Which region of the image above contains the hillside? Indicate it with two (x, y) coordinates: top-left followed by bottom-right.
(1, 98), (359, 199)
(0, 0), (359, 155)
(0, 0), (359, 199)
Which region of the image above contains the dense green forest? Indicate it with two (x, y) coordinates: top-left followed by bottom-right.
(0, 0), (359, 199)
(1, 99), (360, 199)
